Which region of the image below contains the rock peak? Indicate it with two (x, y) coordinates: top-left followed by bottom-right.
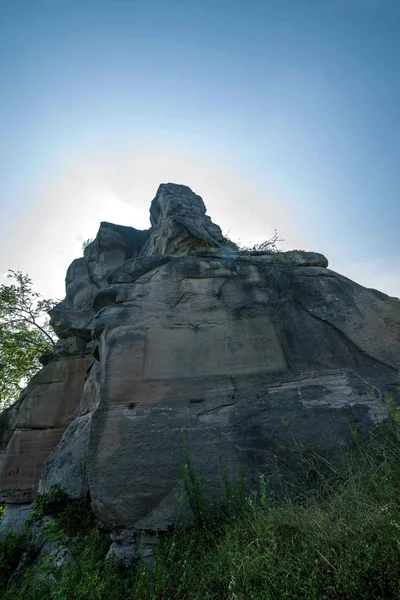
(145, 181), (223, 251)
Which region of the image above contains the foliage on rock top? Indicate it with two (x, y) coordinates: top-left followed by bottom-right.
(222, 230), (284, 254)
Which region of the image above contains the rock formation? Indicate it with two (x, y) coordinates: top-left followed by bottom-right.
(1, 182), (400, 558)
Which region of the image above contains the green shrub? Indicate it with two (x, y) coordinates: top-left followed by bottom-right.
(0, 530), (31, 590)
(28, 490), (95, 537)
(29, 489), (70, 523)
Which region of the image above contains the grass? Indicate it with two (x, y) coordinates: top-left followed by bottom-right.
(1, 409), (400, 599)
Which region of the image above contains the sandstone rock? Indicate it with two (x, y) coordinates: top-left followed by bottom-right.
(49, 184), (226, 338)
(53, 336), (88, 358)
(108, 255), (173, 284)
(1, 182), (399, 546)
(84, 254), (399, 531)
(49, 258), (97, 339)
(0, 429), (66, 503)
(0, 503), (33, 541)
(49, 222), (149, 339)
(14, 358), (91, 429)
(107, 529), (156, 564)
(0, 356), (91, 503)
(140, 183), (225, 255)
(36, 360), (101, 499)
(240, 250), (329, 268)
(84, 222), (150, 287)
(38, 414), (91, 499)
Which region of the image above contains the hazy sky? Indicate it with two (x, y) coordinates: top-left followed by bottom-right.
(0, 0), (399, 299)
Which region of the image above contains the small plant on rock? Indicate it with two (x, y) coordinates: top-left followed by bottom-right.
(240, 229), (283, 253)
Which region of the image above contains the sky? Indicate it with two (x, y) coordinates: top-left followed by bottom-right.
(0, 0), (399, 300)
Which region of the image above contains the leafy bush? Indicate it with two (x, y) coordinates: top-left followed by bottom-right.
(29, 489), (95, 537)
(29, 489), (70, 523)
(0, 271), (57, 409)
(0, 530), (31, 590)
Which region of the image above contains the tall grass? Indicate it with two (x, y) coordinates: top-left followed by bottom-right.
(2, 409), (400, 599)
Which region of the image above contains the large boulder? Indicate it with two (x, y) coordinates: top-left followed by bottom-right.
(1, 182), (399, 556)
(83, 253), (399, 533)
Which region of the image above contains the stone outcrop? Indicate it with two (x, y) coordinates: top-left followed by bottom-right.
(1, 182), (399, 559)
(140, 183), (225, 255)
(0, 356), (91, 503)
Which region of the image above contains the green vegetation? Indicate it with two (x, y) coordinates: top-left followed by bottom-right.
(221, 232), (241, 251)
(1, 406), (400, 600)
(0, 271), (57, 409)
(0, 531), (31, 590)
(27, 489), (96, 537)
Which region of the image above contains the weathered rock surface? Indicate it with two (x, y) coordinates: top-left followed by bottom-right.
(84, 222), (150, 287)
(38, 360), (101, 498)
(1, 182), (399, 552)
(0, 503), (33, 542)
(0, 356), (91, 503)
(38, 414), (91, 500)
(140, 183), (226, 255)
(85, 255), (399, 532)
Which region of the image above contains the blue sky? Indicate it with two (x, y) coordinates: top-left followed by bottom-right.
(0, 0), (399, 298)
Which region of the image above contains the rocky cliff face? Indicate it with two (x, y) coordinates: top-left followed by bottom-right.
(1, 183), (400, 558)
